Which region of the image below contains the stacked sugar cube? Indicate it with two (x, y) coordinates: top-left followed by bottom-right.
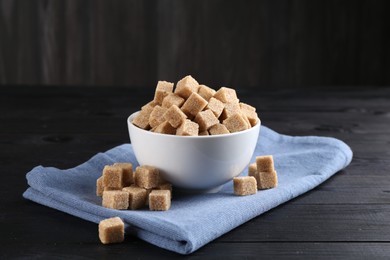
(132, 75), (260, 136)
(234, 155), (278, 196)
(96, 163), (172, 211)
(249, 155), (278, 190)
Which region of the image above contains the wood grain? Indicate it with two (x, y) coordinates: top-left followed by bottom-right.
(1, 85), (390, 258)
(0, 0), (389, 87)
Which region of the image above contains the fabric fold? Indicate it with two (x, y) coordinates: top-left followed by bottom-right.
(23, 126), (352, 254)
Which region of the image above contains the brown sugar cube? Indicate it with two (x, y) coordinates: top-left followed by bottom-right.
(144, 188), (154, 206)
(176, 119), (199, 136)
(156, 173), (168, 185)
(98, 217), (124, 244)
(221, 102), (241, 120)
(113, 163), (133, 186)
(163, 105), (187, 128)
(240, 102), (258, 126)
(141, 100), (157, 111)
(175, 75), (199, 99)
(153, 121), (177, 135)
(135, 165), (160, 189)
(208, 123), (230, 135)
(214, 87), (239, 103)
(157, 183), (173, 194)
(102, 190), (129, 209)
(247, 163), (261, 189)
(199, 130), (209, 136)
(150, 126), (157, 132)
(223, 113), (249, 133)
(258, 170), (278, 189)
(194, 109), (219, 132)
(149, 190), (171, 211)
(181, 92), (208, 118)
(240, 102), (256, 112)
(206, 97), (225, 118)
(103, 165), (124, 189)
(96, 176), (104, 196)
(241, 112), (252, 129)
(162, 93), (185, 108)
(122, 186), (148, 209)
(197, 84), (216, 101)
(256, 155), (275, 172)
(233, 176), (257, 196)
(149, 105), (168, 128)
(154, 81), (174, 105)
(132, 109), (152, 130)
(241, 108), (259, 127)
(104, 187), (121, 192)
(248, 163), (257, 178)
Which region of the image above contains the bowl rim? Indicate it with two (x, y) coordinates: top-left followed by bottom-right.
(128, 111), (261, 139)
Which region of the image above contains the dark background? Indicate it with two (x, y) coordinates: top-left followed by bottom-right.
(0, 0), (389, 89)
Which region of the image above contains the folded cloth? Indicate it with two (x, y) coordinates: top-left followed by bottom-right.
(23, 126), (352, 254)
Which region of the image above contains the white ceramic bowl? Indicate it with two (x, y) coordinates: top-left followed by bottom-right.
(127, 111), (260, 192)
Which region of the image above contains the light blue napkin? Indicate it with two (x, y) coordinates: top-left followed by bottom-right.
(23, 126), (352, 254)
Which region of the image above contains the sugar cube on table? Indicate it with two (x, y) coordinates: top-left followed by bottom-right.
(104, 187), (121, 192)
(248, 163), (258, 178)
(102, 190), (129, 210)
(98, 217), (124, 244)
(96, 177), (104, 196)
(135, 165), (160, 189)
(233, 176), (257, 196)
(154, 81), (174, 105)
(176, 119), (199, 136)
(122, 186), (148, 210)
(156, 183), (173, 194)
(175, 75), (199, 99)
(247, 163), (262, 189)
(113, 163), (133, 186)
(258, 170), (278, 189)
(256, 155), (275, 172)
(249, 156), (278, 189)
(181, 92), (208, 118)
(149, 190), (171, 211)
(103, 165), (125, 189)
(197, 84), (216, 101)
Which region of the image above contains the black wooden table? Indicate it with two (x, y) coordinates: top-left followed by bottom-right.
(2, 86), (390, 259)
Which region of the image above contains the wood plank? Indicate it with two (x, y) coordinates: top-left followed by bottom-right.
(2, 2), (390, 87)
(197, 242), (390, 259)
(219, 204), (390, 242)
(4, 199), (390, 256)
(0, 1), (157, 86)
(90, 0), (157, 86)
(1, 86), (390, 258)
(2, 241), (390, 259)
